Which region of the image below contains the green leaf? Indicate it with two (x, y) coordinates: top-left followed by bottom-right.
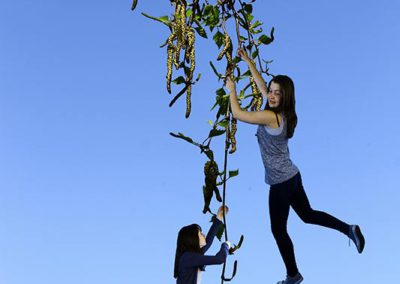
(208, 120), (213, 126)
(203, 4), (213, 17)
(213, 31), (224, 48)
(252, 49), (259, 59)
(209, 61), (221, 78)
(251, 20), (262, 29)
(186, 8), (193, 18)
(216, 99), (228, 120)
(241, 70), (252, 77)
(195, 25), (208, 38)
(243, 3), (253, 14)
(141, 13), (171, 28)
(259, 27), (275, 45)
(259, 34), (273, 45)
(228, 169), (239, 178)
(216, 223), (225, 241)
(216, 88), (226, 97)
(172, 76), (186, 85)
(245, 13), (254, 23)
(170, 132), (194, 144)
(239, 88), (246, 99)
(203, 5), (220, 29)
(217, 120), (229, 129)
(208, 128), (226, 138)
(210, 100), (219, 111)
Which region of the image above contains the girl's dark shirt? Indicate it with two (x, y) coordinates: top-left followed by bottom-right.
(176, 218), (229, 284)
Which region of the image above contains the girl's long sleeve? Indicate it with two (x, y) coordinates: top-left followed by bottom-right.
(202, 217), (222, 253)
(180, 243), (229, 268)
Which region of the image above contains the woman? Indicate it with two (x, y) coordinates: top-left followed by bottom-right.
(174, 206), (230, 284)
(225, 48), (365, 284)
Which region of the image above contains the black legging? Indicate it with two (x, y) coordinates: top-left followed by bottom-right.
(269, 172), (349, 277)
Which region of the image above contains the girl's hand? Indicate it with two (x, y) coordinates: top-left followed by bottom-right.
(237, 48), (250, 63)
(225, 76), (236, 93)
(217, 205), (229, 221)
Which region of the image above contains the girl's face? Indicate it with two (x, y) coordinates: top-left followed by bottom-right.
(198, 230), (206, 248)
(267, 81), (282, 108)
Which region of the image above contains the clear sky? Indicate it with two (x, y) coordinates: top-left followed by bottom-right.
(1, 0), (399, 283)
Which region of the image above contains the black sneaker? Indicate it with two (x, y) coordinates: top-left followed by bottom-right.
(349, 225), (365, 253)
(277, 272), (303, 284)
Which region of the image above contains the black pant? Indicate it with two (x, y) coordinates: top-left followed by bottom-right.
(269, 172), (349, 276)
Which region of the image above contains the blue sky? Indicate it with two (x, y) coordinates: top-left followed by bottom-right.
(1, 0), (399, 283)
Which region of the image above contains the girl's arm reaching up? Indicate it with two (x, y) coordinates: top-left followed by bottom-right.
(237, 48), (268, 97)
(202, 206), (228, 253)
(226, 76), (277, 126)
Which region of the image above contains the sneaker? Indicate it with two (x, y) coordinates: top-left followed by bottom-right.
(277, 272), (303, 284)
(349, 225), (365, 253)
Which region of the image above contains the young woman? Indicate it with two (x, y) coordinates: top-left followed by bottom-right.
(225, 48), (365, 284)
(174, 206), (230, 284)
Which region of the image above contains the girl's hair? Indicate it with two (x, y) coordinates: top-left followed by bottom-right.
(173, 224), (202, 279)
(265, 75), (298, 139)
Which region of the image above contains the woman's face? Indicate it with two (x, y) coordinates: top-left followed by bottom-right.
(267, 81), (282, 108)
(198, 230), (206, 248)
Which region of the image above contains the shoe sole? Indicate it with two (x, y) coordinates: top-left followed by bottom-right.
(277, 275), (303, 284)
(353, 225), (365, 253)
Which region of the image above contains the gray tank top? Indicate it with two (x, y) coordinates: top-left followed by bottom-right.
(256, 115), (299, 185)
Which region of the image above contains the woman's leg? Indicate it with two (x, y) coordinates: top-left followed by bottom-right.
(269, 176), (299, 277)
(290, 173), (349, 235)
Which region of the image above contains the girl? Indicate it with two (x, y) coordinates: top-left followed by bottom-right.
(225, 48), (365, 284)
(174, 206), (230, 284)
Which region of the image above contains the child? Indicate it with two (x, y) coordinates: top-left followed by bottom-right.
(174, 206), (230, 284)
(224, 48), (365, 284)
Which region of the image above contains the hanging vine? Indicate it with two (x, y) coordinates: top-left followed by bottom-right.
(133, 0), (275, 282)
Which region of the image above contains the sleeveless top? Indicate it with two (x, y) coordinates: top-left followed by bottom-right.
(256, 114), (299, 185)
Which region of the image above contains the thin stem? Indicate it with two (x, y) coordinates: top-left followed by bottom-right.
(220, 108), (231, 284)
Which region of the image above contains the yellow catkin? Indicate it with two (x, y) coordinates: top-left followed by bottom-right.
(166, 34), (176, 94)
(184, 28), (195, 118)
(174, 2), (186, 69)
(185, 83), (191, 118)
(217, 32), (232, 61)
(250, 75), (263, 111)
(187, 28), (195, 76)
(255, 96), (263, 111)
(229, 118), (237, 154)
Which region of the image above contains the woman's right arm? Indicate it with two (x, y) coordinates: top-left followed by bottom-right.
(237, 48), (268, 97)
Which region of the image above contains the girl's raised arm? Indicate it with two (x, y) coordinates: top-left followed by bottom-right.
(237, 48), (268, 97)
(202, 206), (228, 253)
(227, 76), (277, 126)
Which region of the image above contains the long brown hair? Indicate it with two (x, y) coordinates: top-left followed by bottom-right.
(265, 75), (297, 139)
(173, 224), (202, 279)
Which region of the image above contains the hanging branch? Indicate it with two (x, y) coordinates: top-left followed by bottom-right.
(134, 1), (277, 282)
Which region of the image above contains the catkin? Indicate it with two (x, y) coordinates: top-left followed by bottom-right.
(166, 34), (176, 94)
(217, 32), (232, 62)
(229, 118), (237, 154)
